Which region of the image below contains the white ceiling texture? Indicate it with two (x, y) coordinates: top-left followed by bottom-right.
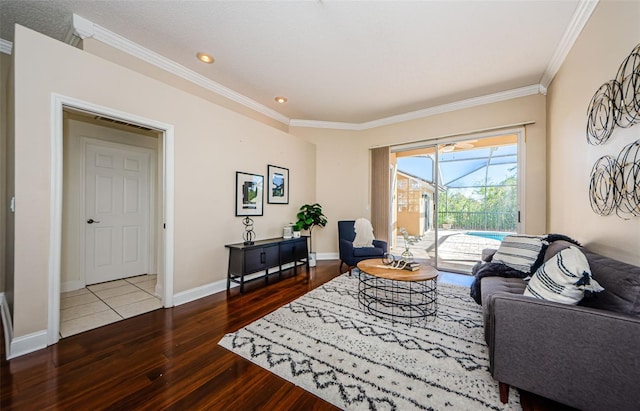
(0, 0), (596, 128)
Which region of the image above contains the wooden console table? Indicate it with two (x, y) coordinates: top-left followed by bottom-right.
(225, 236), (309, 293)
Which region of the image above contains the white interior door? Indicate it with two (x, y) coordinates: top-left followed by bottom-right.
(85, 141), (150, 285)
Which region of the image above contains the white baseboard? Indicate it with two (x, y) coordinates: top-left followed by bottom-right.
(173, 278), (231, 306)
(0, 292), (13, 360)
(317, 252), (339, 260)
(61, 280), (85, 293)
(173, 262), (307, 306)
(9, 330), (48, 360)
(1, 294), (48, 359)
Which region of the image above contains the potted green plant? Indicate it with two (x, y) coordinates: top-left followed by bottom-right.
(294, 203), (327, 267)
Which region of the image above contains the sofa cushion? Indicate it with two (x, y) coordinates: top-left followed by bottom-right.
(542, 239), (574, 263)
(353, 247), (384, 257)
(480, 277), (527, 345)
(524, 246), (604, 305)
(580, 249), (640, 316)
(492, 235), (544, 273)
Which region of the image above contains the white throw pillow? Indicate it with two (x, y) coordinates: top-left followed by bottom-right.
(352, 218), (375, 248)
(524, 246), (604, 305)
(492, 235), (544, 273)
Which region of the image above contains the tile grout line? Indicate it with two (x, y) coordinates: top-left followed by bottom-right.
(87, 287), (125, 320)
(125, 277), (161, 301)
(60, 275), (161, 338)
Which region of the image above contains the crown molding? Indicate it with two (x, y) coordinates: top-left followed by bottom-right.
(68, 9), (576, 132)
(288, 119), (364, 130)
(71, 14), (291, 125)
(0, 39), (13, 55)
(291, 84), (543, 131)
(539, 0), (599, 89)
(63, 20), (82, 47)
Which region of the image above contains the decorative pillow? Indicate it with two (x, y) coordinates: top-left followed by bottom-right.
(352, 218), (375, 248)
(492, 235), (544, 273)
(524, 246), (604, 305)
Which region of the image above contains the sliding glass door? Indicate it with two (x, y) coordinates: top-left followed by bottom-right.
(390, 133), (520, 274)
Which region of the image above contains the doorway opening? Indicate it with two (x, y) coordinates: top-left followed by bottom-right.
(49, 95), (175, 345)
(59, 110), (162, 337)
(390, 131), (523, 274)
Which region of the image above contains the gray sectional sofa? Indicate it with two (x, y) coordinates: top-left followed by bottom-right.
(478, 240), (640, 411)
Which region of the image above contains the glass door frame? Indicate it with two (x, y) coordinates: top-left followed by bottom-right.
(389, 127), (525, 273)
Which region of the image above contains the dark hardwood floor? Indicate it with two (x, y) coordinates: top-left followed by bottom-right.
(1, 260), (575, 410)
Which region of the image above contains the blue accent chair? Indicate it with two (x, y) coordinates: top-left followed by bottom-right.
(338, 220), (388, 275)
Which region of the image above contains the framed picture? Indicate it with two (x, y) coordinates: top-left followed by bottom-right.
(267, 164), (289, 204)
(235, 171), (264, 216)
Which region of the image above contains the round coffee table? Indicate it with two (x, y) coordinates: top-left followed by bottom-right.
(357, 258), (439, 326)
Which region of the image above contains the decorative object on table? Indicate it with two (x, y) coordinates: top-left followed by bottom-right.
(586, 43), (640, 145)
(294, 203), (327, 267)
(588, 139), (640, 218)
(338, 220), (388, 275)
(267, 164), (289, 204)
(399, 227), (417, 262)
(241, 216), (255, 245)
(283, 224), (293, 239)
(379, 256), (420, 271)
(382, 253), (421, 271)
(219, 275), (519, 410)
(235, 171), (264, 216)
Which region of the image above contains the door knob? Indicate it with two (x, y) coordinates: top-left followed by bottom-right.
(87, 218), (101, 224)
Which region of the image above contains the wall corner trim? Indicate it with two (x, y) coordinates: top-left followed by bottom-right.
(0, 293), (13, 359)
(8, 329), (48, 360)
(539, 0), (599, 89)
(72, 14), (96, 40)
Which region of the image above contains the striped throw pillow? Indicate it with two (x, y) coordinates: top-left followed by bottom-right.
(524, 246), (604, 305)
(492, 235), (544, 273)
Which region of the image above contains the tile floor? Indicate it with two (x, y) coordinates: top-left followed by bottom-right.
(60, 274), (161, 338)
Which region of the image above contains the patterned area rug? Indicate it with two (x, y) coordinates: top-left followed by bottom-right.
(219, 274), (519, 410)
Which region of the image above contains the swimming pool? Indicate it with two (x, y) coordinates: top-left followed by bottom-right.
(465, 231), (512, 242)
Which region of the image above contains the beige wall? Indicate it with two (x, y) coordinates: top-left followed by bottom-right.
(12, 25), (315, 337)
(290, 127), (370, 255)
(547, 0), (640, 265)
(292, 94), (547, 255)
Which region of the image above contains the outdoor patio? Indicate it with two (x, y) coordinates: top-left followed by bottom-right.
(390, 230), (505, 273)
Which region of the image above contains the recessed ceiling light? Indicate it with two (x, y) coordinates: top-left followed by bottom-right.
(196, 52), (214, 64)
(275, 96), (288, 104)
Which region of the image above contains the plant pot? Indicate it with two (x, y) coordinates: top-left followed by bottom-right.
(309, 252), (317, 267)
(442, 223), (452, 230)
(293, 231), (301, 238)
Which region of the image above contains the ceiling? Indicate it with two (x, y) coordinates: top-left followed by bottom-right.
(0, 0), (591, 125)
